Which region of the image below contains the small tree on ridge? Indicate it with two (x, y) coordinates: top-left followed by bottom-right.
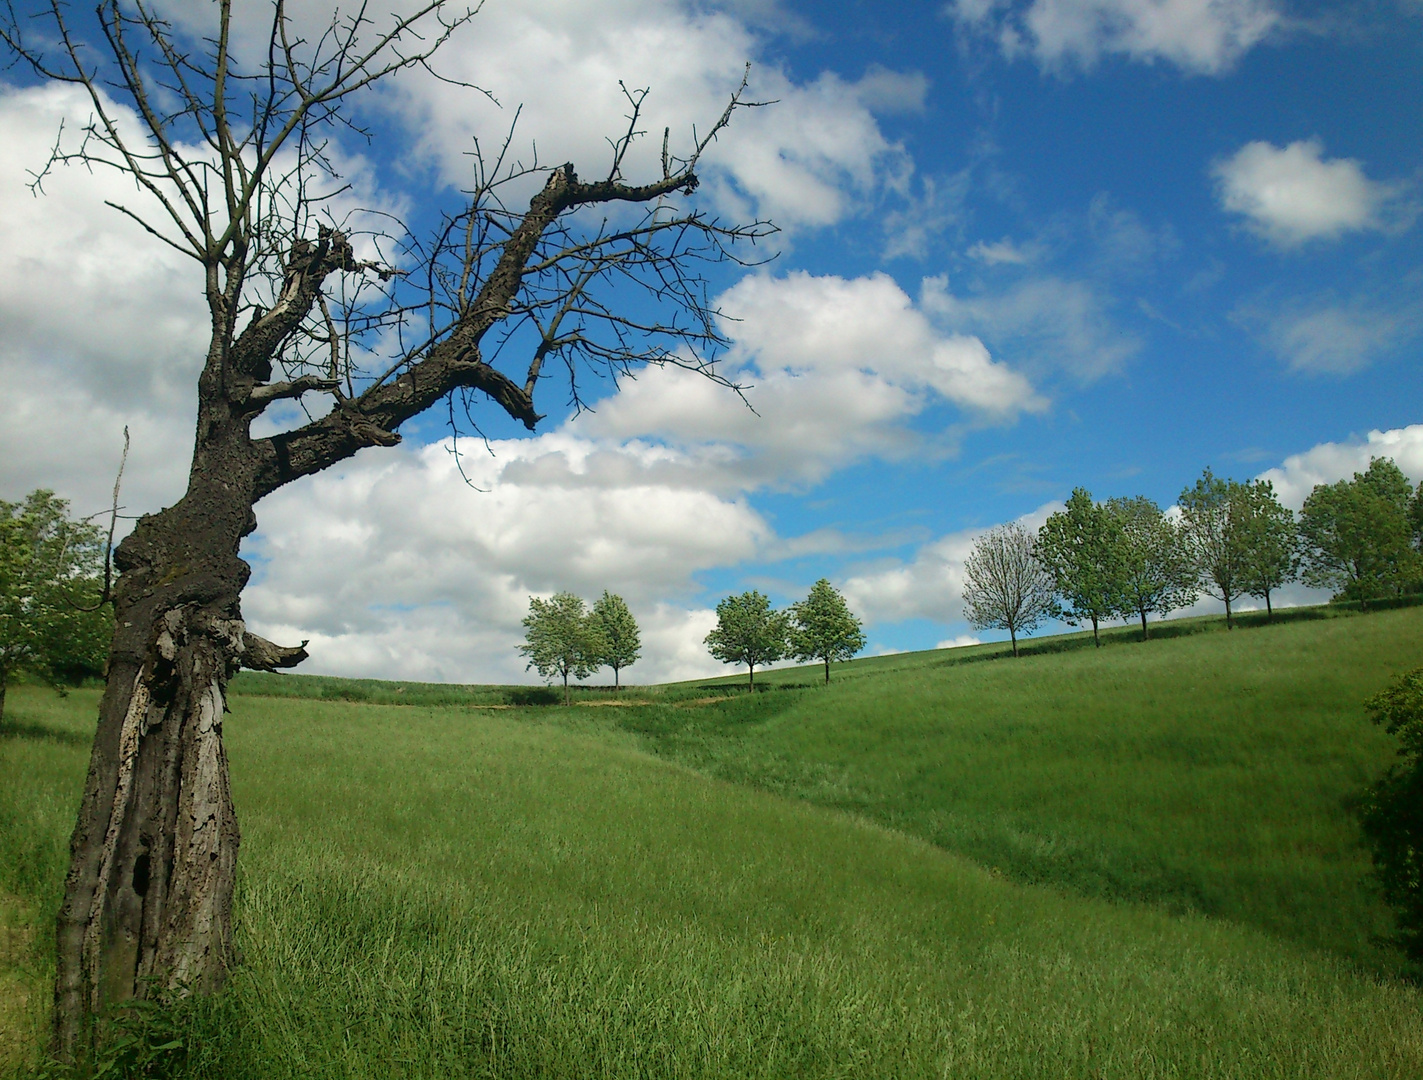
(961, 522), (1056, 658)
(589, 590), (640, 690)
(705, 590), (788, 687)
(520, 592), (602, 706)
(789, 579), (866, 684)
(1036, 488), (1122, 647)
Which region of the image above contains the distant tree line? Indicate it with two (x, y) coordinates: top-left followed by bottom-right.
(970, 456), (1423, 655)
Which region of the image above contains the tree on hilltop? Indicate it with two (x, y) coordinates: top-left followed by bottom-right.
(1036, 488), (1122, 647)
(1106, 496), (1195, 641)
(1178, 468), (1250, 629)
(0, 2), (771, 1056)
(521, 592), (602, 706)
(706, 590), (789, 687)
(0, 490), (112, 723)
(589, 590), (640, 690)
(961, 522), (1056, 658)
(1237, 480), (1298, 619)
(1300, 458), (1417, 606)
(789, 579), (866, 684)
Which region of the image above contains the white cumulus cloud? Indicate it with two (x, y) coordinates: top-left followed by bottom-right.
(1213, 139), (1403, 247)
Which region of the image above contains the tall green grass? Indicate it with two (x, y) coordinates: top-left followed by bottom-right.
(593, 609), (1423, 972)
(2, 608), (1422, 1076)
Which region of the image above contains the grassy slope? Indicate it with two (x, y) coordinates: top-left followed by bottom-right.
(0, 608), (1420, 1076)
(603, 608), (1423, 973)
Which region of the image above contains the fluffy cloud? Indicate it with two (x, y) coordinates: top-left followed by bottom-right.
(360, 0), (918, 230)
(949, 0), (1280, 74)
(242, 433), (766, 683)
(584, 270), (1046, 487)
(1256, 424), (1423, 510)
(1213, 139), (1403, 246)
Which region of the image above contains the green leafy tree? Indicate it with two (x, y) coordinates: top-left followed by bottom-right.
(519, 592), (602, 705)
(1237, 479), (1298, 619)
(1106, 496), (1196, 641)
(1178, 468), (1251, 629)
(0, 490), (112, 723)
(589, 590), (640, 690)
(1359, 668), (1423, 966)
(789, 579), (866, 684)
(1299, 458), (1417, 606)
(1036, 488), (1123, 647)
(705, 590), (789, 687)
(961, 522), (1057, 658)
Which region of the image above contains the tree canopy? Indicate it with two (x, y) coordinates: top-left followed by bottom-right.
(0, 490), (111, 723)
(1236, 480), (1298, 618)
(1299, 458), (1418, 606)
(789, 579), (866, 684)
(1106, 496), (1195, 641)
(961, 522), (1056, 657)
(520, 592), (602, 705)
(1178, 468), (1251, 629)
(705, 591), (788, 687)
(1035, 488), (1122, 647)
(589, 591), (640, 690)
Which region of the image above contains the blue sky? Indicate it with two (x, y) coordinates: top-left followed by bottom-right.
(1, 0), (1420, 681)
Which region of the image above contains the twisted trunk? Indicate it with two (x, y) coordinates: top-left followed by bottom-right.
(52, 335), (306, 1060)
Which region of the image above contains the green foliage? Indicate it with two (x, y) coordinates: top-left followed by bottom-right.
(788, 579), (865, 684)
(588, 591), (640, 688)
(0, 490), (111, 721)
(1178, 468), (1251, 626)
(961, 521), (1056, 656)
(1035, 488), (1123, 646)
(1300, 457), (1418, 605)
(1105, 495), (1195, 640)
(1360, 667), (1423, 967)
(518, 592), (601, 705)
(704, 590), (788, 686)
(1236, 479), (1298, 616)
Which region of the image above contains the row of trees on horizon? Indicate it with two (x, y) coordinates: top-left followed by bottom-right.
(965, 457), (1423, 655)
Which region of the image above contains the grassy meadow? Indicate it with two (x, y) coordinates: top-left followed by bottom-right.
(2, 606), (1423, 1076)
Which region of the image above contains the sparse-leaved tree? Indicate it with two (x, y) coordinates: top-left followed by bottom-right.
(589, 590), (640, 690)
(1106, 496), (1196, 641)
(1035, 488), (1122, 647)
(961, 522), (1056, 658)
(705, 590), (788, 687)
(520, 592), (602, 706)
(0, 490), (112, 723)
(789, 579), (865, 684)
(0, 3), (772, 1055)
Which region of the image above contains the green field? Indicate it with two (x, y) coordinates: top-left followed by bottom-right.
(3, 607), (1423, 1077)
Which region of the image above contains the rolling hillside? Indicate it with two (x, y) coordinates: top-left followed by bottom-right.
(2, 606), (1421, 1077)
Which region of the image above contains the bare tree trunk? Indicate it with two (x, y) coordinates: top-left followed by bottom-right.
(824, 657), (830, 685)
(52, 395), (305, 1061)
(1091, 616), (1100, 647)
(1139, 608), (1149, 641)
(1224, 595), (1233, 629)
(1265, 590), (1273, 620)
(0, 673), (7, 726)
(1009, 627), (1018, 657)
(748, 663), (755, 688)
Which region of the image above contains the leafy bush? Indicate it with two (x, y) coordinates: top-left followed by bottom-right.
(1360, 667), (1423, 967)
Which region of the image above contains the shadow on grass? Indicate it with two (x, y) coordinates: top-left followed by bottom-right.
(0, 719), (90, 746)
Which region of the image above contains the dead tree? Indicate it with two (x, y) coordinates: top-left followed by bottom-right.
(0, 0), (771, 1061)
